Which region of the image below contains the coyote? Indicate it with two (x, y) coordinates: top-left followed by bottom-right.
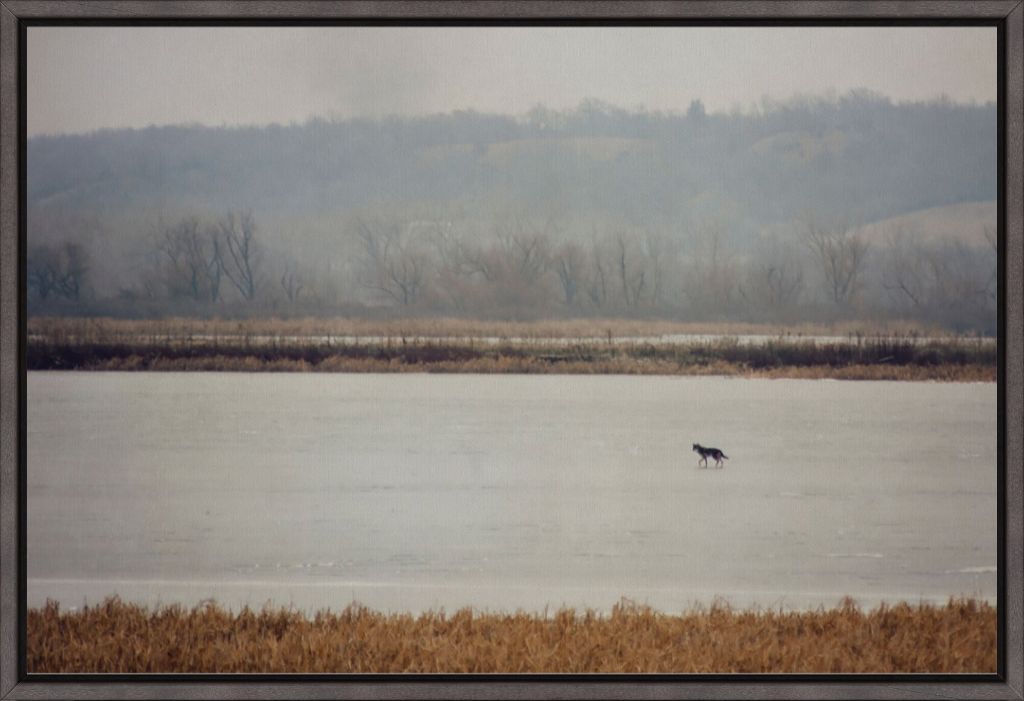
(692, 443), (728, 468)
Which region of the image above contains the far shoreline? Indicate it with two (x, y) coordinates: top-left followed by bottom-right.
(27, 316), (997, 381)
(26, 355), (996, 381)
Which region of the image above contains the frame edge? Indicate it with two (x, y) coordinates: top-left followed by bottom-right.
(0, 1), (22, 698)
(0, 0), (1020, 20)
(1003, 0), (1023, 699)
(1, 2), (1021, 700)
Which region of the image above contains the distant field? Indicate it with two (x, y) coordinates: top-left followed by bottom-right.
(27, 316), (996, 380)
(27, 597), (995, 673)
(856, 200), (996, 247)
(482, 135), (654, 164)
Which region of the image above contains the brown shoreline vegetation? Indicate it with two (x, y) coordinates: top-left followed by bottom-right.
(28, 316), (996, 381)
(27, 315), (960, 341)
(28, 597), (995, 674)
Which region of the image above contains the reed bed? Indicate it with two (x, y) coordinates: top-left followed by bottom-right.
(28, 315), (954, 343)
(27, 597), (995, 674)
(27, 317), (996, 381)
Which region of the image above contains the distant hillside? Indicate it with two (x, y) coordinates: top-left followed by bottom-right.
(27, 93), (996, 239)
(856, 201), (996, 247)
(25, 93), (998, 330)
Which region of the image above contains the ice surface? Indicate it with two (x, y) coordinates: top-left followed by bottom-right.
(27, 372), (996, 614)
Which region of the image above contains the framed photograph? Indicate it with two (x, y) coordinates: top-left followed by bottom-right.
(1, 1), (1021, 699)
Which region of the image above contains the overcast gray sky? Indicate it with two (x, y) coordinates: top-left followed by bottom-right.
(27, 26), (996, 137)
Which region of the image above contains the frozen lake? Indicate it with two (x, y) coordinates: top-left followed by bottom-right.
(27, 372), (996, 614)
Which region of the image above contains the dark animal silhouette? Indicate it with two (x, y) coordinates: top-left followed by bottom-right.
(692, 443), (728, 468)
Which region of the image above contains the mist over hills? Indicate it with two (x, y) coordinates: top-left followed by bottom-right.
(26, 91), (998, 331)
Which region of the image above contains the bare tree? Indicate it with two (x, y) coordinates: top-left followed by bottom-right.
(881, 228), (995, 329)
(739, 238), (805, 314)
(644, 232), (672, 309)
(206, 236), (224, 302)
(27, 246), (60, 300)
(800, 213), (869, 308)
(424, 216), (480, 312)
(494, 214), (552, 285)
(156, 217), (223, 302)
(585, 233), (611, 309)
(59, 242), (89, 299)
(280, 262), (304, 303)
(458, 240), (496, 283)
(923, 241), (995, 319)
(355, 217), (426, 307)
(27, 241), (89, 301)
(750, 260), (803, 308)
(218, 211), (260, 301)
(553, 241), (586, 307)
(880, 227), (927, 309)
(440, 213), (558, 316)
(615, 233), (647, 310)
(682, 226), (739, 314)
(425, 218), (463, 274)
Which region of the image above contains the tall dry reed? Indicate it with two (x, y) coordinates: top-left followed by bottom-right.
(28, 315), (962, 343)
(27, 597), (996, 674)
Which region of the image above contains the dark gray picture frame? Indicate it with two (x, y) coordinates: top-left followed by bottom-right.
(1, 1), (1021, 698)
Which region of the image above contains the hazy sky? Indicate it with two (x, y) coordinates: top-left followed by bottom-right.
(28, 26), (996, 137)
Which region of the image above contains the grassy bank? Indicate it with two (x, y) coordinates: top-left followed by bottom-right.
(28, 597), (995, 673)
(27, 317), (996, 381)
(27, 315), (955, 341)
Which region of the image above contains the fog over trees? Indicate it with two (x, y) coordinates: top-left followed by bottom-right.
(26, 90), (997, 332)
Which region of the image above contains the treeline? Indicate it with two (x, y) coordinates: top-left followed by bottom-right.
(26, 91), (997, 332)
(27, 92), (995, 230)
(28, 208), (997, 334)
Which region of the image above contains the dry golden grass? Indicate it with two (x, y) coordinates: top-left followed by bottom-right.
(745, 363), (996, 382)
(28, 315), (955, 342)
(28, 597), (995, 674)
